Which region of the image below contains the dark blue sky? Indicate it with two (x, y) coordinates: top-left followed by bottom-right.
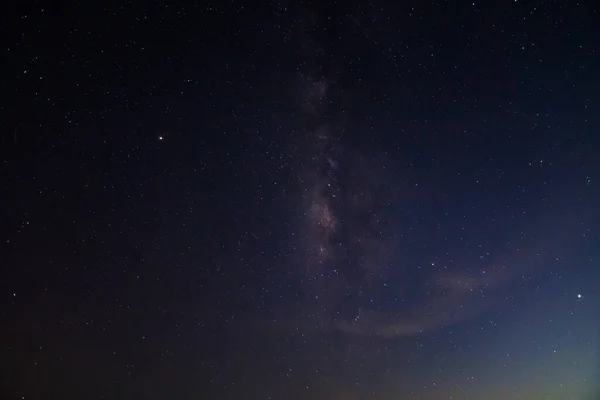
(1, 1), (599, 399)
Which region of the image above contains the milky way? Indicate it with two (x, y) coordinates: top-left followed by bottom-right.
(292, 103), (568, 339)
(287, 35), (574, 340)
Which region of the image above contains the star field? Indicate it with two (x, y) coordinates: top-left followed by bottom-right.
(1, 1), (599, 399)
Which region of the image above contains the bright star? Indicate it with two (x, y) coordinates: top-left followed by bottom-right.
(158, 136), (164, 141)
(577, 293), (582, 299)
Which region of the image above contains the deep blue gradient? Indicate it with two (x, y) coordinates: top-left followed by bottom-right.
(1, 1), (599, 399)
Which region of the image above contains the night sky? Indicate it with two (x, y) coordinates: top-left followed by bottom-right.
(2, 1), (600, 399)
